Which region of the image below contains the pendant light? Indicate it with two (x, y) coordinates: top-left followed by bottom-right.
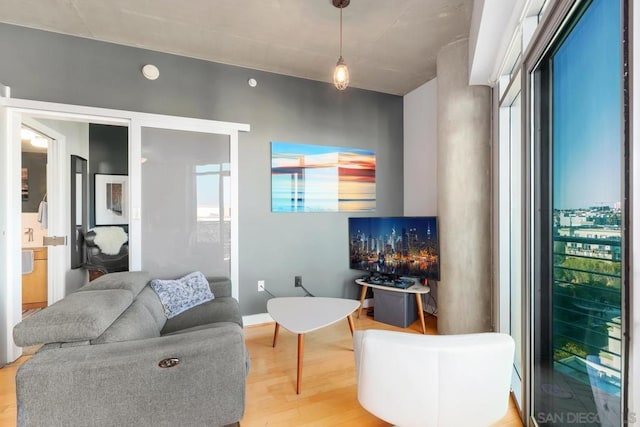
(333, 0), (350, 90)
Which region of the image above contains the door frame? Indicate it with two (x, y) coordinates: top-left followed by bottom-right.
(497, 73), (524, 410)
(21, 116), (67, 307)
(1, 95), (249, 364)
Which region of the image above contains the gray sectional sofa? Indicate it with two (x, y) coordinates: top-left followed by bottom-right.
(13, 271), (248, 427)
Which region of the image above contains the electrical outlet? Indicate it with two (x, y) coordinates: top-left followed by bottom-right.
(295, 276), (302, 287)
(258, 280), (265, 292)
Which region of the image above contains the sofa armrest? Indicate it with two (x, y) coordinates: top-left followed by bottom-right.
(16, 323), (247, 427)
(207, 276), (232, 298)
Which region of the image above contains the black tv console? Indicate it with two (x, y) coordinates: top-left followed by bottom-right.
(361, 274), (414, 290)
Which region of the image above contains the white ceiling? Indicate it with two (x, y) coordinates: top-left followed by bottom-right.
(0, 0), (473, 95)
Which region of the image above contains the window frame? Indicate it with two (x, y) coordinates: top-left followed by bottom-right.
(522, 0), (630, 423)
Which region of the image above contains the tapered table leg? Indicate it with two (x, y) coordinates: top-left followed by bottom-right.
(272, 323), (280, 347)
(296, 334), (304, 394)
(347, 314), (355, 335)
(358, 285), (368, 318)
(415, 294), (426, 334)
(267, 297), (361, 394)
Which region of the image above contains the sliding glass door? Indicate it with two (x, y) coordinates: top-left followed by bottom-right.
(530, 0), (626, 425)
(140, 127), (231, 280)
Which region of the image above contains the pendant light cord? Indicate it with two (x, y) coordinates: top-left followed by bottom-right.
(339, 5), (343, 58)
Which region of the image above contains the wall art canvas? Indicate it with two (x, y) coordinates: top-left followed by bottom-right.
(271, 142), (376, 212)
(95, 174), (129, 225)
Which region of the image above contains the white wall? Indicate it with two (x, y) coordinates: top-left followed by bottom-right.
(403, 78), (438, 216)
(403, 77), (439, 314)
(0, 102), (15, 366)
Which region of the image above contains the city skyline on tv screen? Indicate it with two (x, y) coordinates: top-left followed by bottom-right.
(349, 216), (440, 281)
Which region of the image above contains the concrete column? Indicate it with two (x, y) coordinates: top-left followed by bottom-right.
(436, 39), (492, 334)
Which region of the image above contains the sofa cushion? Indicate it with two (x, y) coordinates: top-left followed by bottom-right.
(78, 271), (151, 297)
(162, 320), (240, 336)
(150, 271), (214, 319)
(13, 290), (133, 346)
(161, 297), (242, 335)
(91, 298), (163, 344)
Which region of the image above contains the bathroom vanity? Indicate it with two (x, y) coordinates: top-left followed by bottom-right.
(22, 247), (47, 310)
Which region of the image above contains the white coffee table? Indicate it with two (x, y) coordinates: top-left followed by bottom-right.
(267, 297), (360, 394)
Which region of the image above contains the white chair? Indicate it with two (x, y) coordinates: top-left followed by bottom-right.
(353, 330), (515, 427)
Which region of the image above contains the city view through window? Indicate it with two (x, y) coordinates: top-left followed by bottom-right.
(544, 0), (622, 423)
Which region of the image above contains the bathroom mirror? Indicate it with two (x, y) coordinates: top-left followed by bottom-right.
(70, 155), (88, 269)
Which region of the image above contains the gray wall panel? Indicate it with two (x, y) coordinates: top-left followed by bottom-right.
(0, 23), (403, 315)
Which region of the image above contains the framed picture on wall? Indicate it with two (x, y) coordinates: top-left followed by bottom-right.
(95, 174), (129, 225)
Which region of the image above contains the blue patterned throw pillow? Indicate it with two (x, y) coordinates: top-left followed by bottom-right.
(150, 271), (214, 319)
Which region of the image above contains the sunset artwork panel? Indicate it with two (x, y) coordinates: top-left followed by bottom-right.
(271, 142), (376, 212)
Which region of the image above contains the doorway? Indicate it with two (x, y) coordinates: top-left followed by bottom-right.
(17, 117), (132, 306)
(20, 124), (51, 315)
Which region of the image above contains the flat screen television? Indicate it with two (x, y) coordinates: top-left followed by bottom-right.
(349, 216), (440, 281)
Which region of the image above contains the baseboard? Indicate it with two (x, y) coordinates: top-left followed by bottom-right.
(243, 312), (274, 327)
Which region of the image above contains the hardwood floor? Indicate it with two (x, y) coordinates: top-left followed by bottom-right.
(242, 314), (523, 426)
(0, 314), (523, 427)
(0, 356), (22, 427)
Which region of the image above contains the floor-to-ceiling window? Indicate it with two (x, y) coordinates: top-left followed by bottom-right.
(530, 0), (626, 424)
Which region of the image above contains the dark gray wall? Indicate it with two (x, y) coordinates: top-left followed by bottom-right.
(0, 23), (404, 315)
(21, 152), (46, 213)
(88, 124), (128, 228)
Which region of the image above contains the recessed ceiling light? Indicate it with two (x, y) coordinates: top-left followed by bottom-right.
(142, 64), (160, 80)
(248, 78), (257, 87)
